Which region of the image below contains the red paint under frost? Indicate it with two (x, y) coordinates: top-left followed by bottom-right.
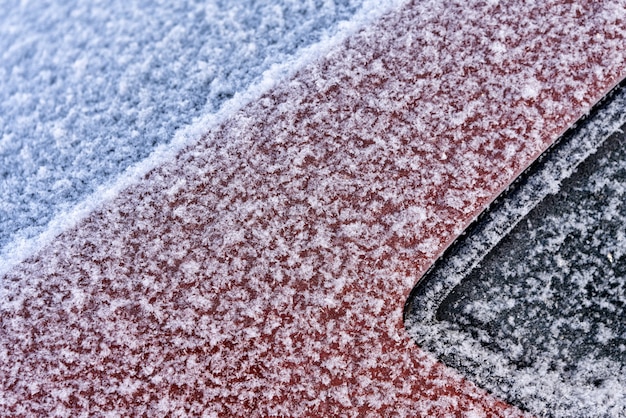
(2, 0), (625, 416)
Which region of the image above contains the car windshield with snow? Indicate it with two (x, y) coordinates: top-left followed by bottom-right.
(405, 79), (626, 417)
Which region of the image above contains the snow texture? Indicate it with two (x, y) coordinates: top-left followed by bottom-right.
(0, 0), (406, 276)
(1, 0), (626, 416)
(405, 85), (626, 417)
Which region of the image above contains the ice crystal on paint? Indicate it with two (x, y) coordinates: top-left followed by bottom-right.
(0, 0), (374, 260)
(1, 0), (625, 416)
(406, 84), (626, 417)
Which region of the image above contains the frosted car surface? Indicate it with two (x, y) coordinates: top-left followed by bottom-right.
(406, 81), (626, 417)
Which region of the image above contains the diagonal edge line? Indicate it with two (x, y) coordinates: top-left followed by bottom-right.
(404, 77), (626, 415)
(404, 76), (626, 326)
(0, 0), (409, 278)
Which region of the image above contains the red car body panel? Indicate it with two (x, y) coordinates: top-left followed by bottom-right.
(2, 0), (626, 416)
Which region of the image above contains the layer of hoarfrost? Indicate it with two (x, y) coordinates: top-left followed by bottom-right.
(2, 0), (626, 416)
(406, 86), (626, 417)
(446, 122), (626, 416)
(409, 84), (626, 323)
(0, 0), (408, 275)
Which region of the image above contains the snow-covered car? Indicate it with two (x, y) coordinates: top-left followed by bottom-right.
(0, 0), (625, 416)
(406, 79), (626, 417)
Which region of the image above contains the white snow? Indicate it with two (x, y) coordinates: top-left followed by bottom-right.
(1, 0), (625, 416)
(406, 85), (626, 417)
(0, 0), (407, 277)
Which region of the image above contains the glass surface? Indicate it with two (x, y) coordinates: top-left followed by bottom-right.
(438, 123), (626, 376)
